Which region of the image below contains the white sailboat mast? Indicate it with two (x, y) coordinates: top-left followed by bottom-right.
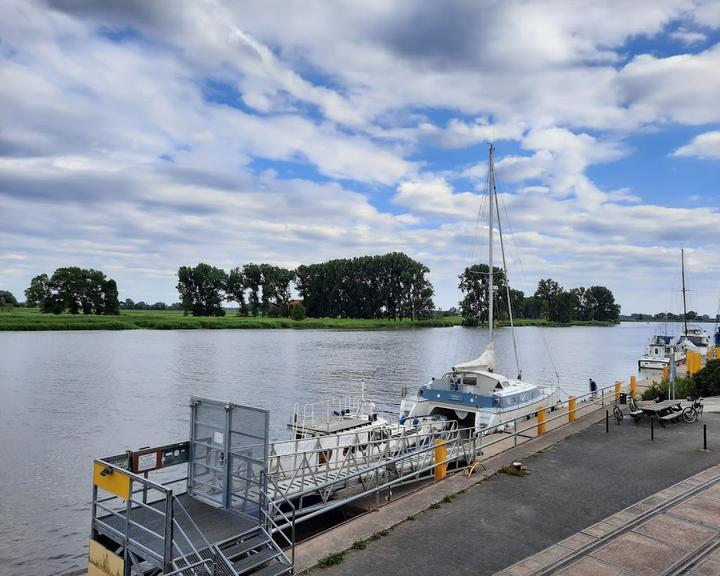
(488, 144), (495, 342)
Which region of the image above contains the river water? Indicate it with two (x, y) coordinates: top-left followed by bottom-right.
(0, 322), (712, 574)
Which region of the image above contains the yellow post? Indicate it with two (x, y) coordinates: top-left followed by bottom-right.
(537, 404), (546, 435)
(630, 375), (637, 399)
(568, 396), (576, 423)
(433, 438), (447, 481)
(614, 381), (621, 401)
(662, 366), (669, 381)
(687, 351), (702, 375)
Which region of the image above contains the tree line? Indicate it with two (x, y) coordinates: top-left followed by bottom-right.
(458, 265), (620, 323)
(176, 253), (435, 319)
(24, 267), (120, 315)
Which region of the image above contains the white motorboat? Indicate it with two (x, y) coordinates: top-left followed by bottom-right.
(678, 324), (710, 354)
(399, 144), (560, 435)
(638, 334), (690, 370)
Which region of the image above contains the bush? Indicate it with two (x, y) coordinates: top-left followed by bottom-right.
(291, 302), (306, 321)
(693, 360), (720, 396)
(641, 376), (697, 401)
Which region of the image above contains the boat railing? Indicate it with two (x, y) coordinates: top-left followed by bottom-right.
(291, 395), (374, 436)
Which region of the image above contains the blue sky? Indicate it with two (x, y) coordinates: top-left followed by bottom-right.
(0, 0), (719, 314)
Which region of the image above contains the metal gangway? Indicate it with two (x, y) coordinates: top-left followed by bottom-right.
(89, 398), (294, 576)
(266, 419), (481, 524)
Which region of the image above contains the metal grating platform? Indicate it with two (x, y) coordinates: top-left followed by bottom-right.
(98, 493), (258, 559)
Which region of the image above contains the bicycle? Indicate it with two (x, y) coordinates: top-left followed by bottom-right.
(682, 396), (704, 423)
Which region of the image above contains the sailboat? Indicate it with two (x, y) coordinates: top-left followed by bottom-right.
(677, 249), (711, 355)
(399, 144), (560, 435)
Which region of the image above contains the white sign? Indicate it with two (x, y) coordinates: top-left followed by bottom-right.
(213, 431), (224, 445)
(137, 452), (157, 472)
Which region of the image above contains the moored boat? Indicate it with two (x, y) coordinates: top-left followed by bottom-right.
(399, 144), (560, 435)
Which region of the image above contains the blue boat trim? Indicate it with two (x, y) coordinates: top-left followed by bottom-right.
(418, 387), (544, 409)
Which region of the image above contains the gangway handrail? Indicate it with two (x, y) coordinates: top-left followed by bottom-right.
(260, 475), (297, 570)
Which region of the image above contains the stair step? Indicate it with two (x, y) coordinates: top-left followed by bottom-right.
(251, 561), (293, 576)
(221, 534), (269, 561)
(232, 547), (279, 574)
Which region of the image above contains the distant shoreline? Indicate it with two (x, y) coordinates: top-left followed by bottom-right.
(0, 309), (620, 331)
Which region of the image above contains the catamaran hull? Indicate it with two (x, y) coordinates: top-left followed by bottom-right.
(401, 387), (561, 435)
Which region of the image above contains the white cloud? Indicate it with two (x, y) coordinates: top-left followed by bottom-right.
(672, 131), (720, 159)
(669, 28), (708, 44)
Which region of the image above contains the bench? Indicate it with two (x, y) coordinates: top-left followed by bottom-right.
(660, 412), (682, 426)
(628, 409), (644, 421)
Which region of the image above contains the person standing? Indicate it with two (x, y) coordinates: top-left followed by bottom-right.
(589, 378), (598, 400)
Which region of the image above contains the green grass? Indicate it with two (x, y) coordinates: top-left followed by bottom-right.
(0, 307), (617, 331)
(317, 552), (346, 567)
(0, 307), (465, 331)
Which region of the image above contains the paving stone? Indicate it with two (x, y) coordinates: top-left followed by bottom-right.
(671, 495), (720, 529)
(633, 514), (717, 551)
(504, 546), (570, 576)
(590, 531), (686, 576)
(581, 521), (616, 538)
(701, 484), (720, 502)
(685, 557), (720, 576)
(604, 510), (638, 527)
(557, 532), (596, 551)
(554, 556), (634, 576)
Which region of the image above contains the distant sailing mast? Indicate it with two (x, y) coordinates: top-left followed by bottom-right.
(681, 248), (689, 336)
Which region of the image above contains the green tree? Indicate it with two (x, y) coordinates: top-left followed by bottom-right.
(556, 290), (579, 323)
(458, 264), (506, 322)
(101, 279), (120, 315)
(25, 274), (50, 307)
(585, 285), (620, 322)
(176, 263), (227, 316)
(225, 267), (247, 315)
(25, 268), (119, 314)
(291, 302), (306, 321)
(0, 290), (18, 307)
(534, 278), (563, 321)
(242, 263), (263, 316)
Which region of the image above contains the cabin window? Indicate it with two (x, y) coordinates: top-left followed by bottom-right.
(462, 374), (477, 386)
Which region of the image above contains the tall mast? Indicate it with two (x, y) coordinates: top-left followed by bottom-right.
(681, 248), (688, 335)
(488, 144), (495, 342)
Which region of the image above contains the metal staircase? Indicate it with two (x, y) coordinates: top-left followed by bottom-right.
(90, 398), (296, 576)
(171, 528), (291, 576)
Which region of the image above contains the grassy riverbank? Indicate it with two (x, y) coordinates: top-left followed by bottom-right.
(0, 308), (616, 331)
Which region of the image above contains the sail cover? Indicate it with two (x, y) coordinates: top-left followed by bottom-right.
(452, 342), (495, 373)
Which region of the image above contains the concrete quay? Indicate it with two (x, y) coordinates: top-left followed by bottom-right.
(300, 403), (720, 575)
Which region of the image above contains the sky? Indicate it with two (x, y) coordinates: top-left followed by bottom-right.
(0, 0), (719, 315)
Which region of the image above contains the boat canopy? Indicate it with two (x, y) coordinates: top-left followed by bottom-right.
(452, 342), (495, 373)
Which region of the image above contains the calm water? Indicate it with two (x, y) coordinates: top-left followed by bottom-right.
(0, 322), (709, 574)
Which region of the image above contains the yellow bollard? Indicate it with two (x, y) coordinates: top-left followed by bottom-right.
(568, 396), (576, 423)
(614, 381), (621, 401)
(662, 366), (669, 381)
(687, 351), (702, 375)
(433, 438), (447, 481)
(630, 375), (637, 399)
(537, 404), (546, 435)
